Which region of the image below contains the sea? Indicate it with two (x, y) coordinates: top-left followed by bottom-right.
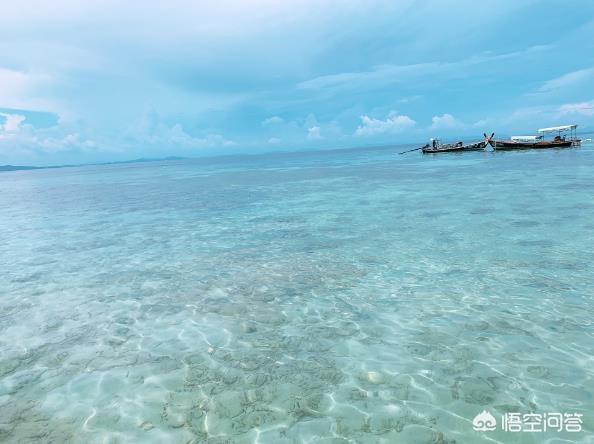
(1, 139), (594, 443)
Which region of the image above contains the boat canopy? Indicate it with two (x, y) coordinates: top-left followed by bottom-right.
(538, 124), (577, 133)
(511, 135), (542, 141)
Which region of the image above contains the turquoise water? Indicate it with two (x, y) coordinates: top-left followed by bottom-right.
(1, 141), (594, 443)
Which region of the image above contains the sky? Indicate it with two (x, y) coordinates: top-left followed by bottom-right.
(1, 0), (594, 165)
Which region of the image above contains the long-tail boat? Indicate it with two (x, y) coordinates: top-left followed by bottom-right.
(488, 125), (581, 150)
(421, 133), (493, 154)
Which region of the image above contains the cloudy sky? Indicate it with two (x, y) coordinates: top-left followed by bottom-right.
(1, 0), (593, 165)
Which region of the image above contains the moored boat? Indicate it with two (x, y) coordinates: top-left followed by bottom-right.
(489, 125), (581, 150)
(489, 139), (573, 149)
(421, 134), (492, 154)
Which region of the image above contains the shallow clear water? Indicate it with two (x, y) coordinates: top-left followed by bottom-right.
(1, 142), (594, 443)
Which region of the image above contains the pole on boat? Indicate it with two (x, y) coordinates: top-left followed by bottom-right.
(398, 145), (426, 155)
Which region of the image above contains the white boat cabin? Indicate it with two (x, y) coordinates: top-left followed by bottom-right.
(510, 135), (542, 142)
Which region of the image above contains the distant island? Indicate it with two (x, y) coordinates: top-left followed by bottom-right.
(0, 156), (186, 173)
(0, 165), (43, 172)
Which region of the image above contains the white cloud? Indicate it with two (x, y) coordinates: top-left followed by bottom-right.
(537, 68), (594, 93)
(262, 116), (284, 126)
(489, 102), (593, 134)
(298, 46), (550, 93)
(0, 113), (26, 132)
(123, 108), (236, 151)
(307, 125), (322, 140)
(430, 113), (461, 130)
(355, 112), (416, 136)
(142, 123), (236, 150)
(37, 133), (97, 152)
(0, 67), (59, 114)
(0, 124), (98, 158)
(558, 101), (594, 117)
(398, 95), (422, 103)
(0, 114), (236, 165)
(299, 62), (437, 92)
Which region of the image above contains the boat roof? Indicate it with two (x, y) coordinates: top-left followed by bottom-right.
(537, 124), (577, 133)
(511, 135), (541, 140)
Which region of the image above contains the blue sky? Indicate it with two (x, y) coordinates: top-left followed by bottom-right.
(1, 0), (593, 165)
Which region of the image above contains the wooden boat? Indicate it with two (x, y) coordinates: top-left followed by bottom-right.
(489, 139), (573, 150)
(421, 134), (492, 154)
(489, 125), (581, 150)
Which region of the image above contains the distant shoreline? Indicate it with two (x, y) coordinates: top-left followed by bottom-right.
(0, 156), (187, 173)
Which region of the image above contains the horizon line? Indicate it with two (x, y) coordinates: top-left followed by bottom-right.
(2, 127), (593, 172)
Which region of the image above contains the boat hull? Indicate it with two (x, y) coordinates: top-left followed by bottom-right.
(422, 140), (487, 154)
(489, 139), (579, 150)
